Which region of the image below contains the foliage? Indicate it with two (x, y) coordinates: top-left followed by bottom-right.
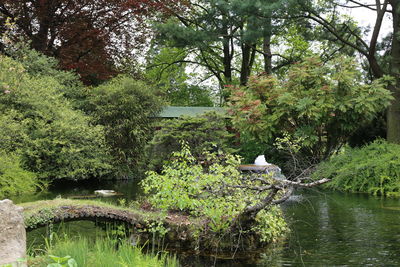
(0, 0), (183, 84)
(0, 55), (112, 180)
(314, 140), (400, 197)
(304, 0), (400, 143)
(145, 112), (236, 170)
(155, 0), (314, 104)
(47, 255), (77, 267)
(166, 84), (215, 107)
(145, 47), (215, 106)
(141, 143), (287, 243)
(253, 208), (288, 243)
(86, 76), (163, 177)
(0, 151), (39, 198)
(3, 39), (86, 107)
(30, 236), (178, 267)
(228, 56), (393, 161)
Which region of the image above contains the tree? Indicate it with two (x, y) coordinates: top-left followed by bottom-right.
(155, 0), (308, 102)
(145, 112), (236, 171)
(86, 76), (164, 177)
(301, 0), (400, 143)
(228, 56), (393, 162)
(0, 0), (182, 84)
(141, 143), (329, 250)
(0, 55), (112, 180)
(145, 47), (215, 106)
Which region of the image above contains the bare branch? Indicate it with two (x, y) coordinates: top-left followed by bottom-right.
(274, 177), (331, 188)
(369, 0), (389, 57)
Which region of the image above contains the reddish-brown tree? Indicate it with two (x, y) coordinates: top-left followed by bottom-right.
(0, 0), (181, 84)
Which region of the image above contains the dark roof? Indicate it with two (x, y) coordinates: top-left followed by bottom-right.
(156, 106), (226, 118)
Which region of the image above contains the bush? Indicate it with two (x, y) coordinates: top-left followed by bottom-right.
(4, 39), (87, 107)
(0, 55), (112, 180)
(86, 76), (163, 177)
(228, 56), (393, 161)
(313, 140), (400, 197)
(145, 112), (236, 170)
(0, 151), (39, 198)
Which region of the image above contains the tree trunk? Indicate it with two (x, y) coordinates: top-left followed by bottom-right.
(240, 42), (251, 85)
(221, 21), (232, 84)
(388, 0), (400, 143)
(263, 17), (272, 74)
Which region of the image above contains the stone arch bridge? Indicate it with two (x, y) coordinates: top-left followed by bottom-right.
(20, 199), (191, 232)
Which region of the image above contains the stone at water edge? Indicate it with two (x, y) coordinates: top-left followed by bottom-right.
(0, 199), (27, 267)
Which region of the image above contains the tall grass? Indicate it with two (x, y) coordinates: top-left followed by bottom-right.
(31, 235), (178, 267)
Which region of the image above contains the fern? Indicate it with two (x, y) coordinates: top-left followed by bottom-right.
(313, 140), (400, 197)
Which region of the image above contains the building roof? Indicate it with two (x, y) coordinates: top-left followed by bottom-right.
(156, 106), (226, 118)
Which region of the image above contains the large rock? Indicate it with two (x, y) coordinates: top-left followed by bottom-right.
(0, 199), (26, 266)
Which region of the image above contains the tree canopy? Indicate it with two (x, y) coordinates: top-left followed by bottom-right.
(0, 0), (182, 84)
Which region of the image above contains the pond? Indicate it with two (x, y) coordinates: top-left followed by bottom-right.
(13, 180), (400, 266)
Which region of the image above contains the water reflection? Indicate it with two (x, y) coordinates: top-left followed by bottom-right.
(281, 189), (400, 266)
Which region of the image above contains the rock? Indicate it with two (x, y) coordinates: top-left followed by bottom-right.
(0, 199), (27, 267)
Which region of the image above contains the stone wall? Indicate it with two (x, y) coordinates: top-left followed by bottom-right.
(0, 199), (26, 267)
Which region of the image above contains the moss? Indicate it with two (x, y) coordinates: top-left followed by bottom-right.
(21, 198), (166, 230)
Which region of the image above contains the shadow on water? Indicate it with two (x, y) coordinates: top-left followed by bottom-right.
(18, 180), (400, 266)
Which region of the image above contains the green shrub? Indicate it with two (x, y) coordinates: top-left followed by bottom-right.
(145, 112), (236, 170)
(4, 39), (87, 108)
(313, 140), (400, 197)
(86, 76), (164, 177)
(0, 151), (39, 198)
(0, 55), (112, 180)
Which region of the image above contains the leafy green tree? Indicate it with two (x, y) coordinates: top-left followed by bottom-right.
(145, 112), (236, 170)
(145, 47), (214, 106)
(228, 56), (393, 161)
(156, 0), (307, 102)
(142, 142), (330, 250)
(86, 76), (164, 177)
(3, 39), (87, 108)
(0, 55), (112, 180)
(142, 143), (288, 249)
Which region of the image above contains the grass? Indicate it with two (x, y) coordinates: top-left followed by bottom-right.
(29, 235), (179, 267)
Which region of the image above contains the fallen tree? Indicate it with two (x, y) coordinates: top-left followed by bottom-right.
(141, 142), (329, 251)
